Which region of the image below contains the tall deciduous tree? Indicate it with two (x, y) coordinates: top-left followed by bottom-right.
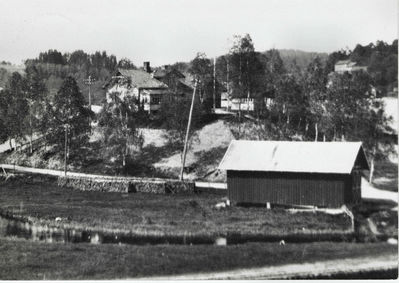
(98, 94), (143, 168)
(350, 98), (395, 183)
(189, 52), (213, 112)
(260, 49), (286, 117)
(325, 71), (373, 141)
(303, 57), (330, 141)
(159, 93), (201, 147)
(229, 34), (256, 101)
(228, 34), (268, 121)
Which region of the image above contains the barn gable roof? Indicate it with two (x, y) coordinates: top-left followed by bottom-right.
(218, 140), (369, 174)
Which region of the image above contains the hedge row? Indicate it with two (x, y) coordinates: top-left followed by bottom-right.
(57, 176), (195, 194)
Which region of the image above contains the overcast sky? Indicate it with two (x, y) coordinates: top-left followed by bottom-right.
(0, 0), (397, 66)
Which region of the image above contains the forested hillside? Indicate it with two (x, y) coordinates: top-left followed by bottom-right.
(0, 50), (138, 104)
(0, 63), (25, 88)
(324, 40), (398, 95)
(277, 49), (328, 74)
(24, 50), (122, 104)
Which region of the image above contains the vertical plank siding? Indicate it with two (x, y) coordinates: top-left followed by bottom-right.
(227, 171), (355, 208)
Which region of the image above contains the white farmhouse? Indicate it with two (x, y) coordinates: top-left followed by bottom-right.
(334, 60), (368, 74)
(105, 62), (170, 113)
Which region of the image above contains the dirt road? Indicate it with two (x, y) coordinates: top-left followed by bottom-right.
(136, 254), (398, 280)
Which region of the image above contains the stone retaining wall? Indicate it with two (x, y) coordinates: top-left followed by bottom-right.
(57, 176), (195, 194)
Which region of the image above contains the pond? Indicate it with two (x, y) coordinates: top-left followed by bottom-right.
(0, 214), (354, 246)
(0, 215), (224, 245)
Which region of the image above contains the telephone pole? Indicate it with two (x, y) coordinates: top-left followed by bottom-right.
(180, 80), (198, 181)
(64, 124), (68, 176)
(213, 57), (216, 111)
(226, 60), (230, 111)
(83, 75), (96, 108)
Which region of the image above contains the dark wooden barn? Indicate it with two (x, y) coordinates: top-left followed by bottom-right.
(218, 140), (369, 208)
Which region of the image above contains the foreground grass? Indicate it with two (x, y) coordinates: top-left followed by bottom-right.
(0, 175), (351, 236)
(0, 238), (396, 280)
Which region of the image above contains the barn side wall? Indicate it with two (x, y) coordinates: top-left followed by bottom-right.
(227, 171), (352, 208)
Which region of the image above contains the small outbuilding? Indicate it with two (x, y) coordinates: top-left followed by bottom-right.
(218, 140), (369, 208)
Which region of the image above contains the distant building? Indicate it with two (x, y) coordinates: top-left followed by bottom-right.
(225, 97), (255, 112)
(152, 65), (194, 98)
(105, 62), (169, 113)
(220, 86), (255, 112)
(220, 84), (274, 113)
(334, 60), (368, 74)
(104, 62), (199, 114)
(219, 140), (369, 208)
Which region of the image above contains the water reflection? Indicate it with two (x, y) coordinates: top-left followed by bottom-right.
(0, 216), (100, 244)
(0, 215), (214, 245)
(0, 215), (357, 246)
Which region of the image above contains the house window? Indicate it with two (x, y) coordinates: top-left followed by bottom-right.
(152, 97), (161, 104)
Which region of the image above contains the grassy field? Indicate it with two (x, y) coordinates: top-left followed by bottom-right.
(0, 238), (396, 280)
(372, 161), (398, 192)
(0, 174), (352, 237)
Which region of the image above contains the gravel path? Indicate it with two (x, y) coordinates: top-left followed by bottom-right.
(136, 254), (398, 280)
(0, 164), (227, 189)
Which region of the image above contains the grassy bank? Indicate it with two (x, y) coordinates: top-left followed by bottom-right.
(372, 161), (398, 192)
(0, 238), (396, 280)
(0, 174), (352, 237)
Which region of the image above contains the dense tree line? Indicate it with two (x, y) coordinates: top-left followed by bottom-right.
(186, 35), (396, 182)
(324, 40), (398, 93)
(23, 49), (135, 105)
(0, 66), (93, 166)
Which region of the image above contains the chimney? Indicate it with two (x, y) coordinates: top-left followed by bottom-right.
(143, 61), (151, 73)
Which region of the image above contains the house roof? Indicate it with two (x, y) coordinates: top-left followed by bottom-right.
(142, 89), (171, 95)
(152, 68), (185, 79)
(152, 69), (167, 79)
(335, 60), (360, 68)
(117, 69), (167, 89)
(335, 60), (352, 65)
(218, 140), (369, 174)
(178, 78), (194, 90)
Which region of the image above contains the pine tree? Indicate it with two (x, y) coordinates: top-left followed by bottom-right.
(0, 72), (29, 150)
(44, 76), (92, 151)
(24, 65), (47, 153)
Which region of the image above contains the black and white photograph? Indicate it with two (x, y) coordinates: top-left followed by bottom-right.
(0, 0), (397, 280)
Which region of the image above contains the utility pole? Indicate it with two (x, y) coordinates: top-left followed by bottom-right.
(213, 57), (216, 111)
(180, 80), (198, 181)
(226, 60), (230, 111)
(84, 75), (96, 132)
(64, 124), (68, 176)
(83, 75), (96, 108)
